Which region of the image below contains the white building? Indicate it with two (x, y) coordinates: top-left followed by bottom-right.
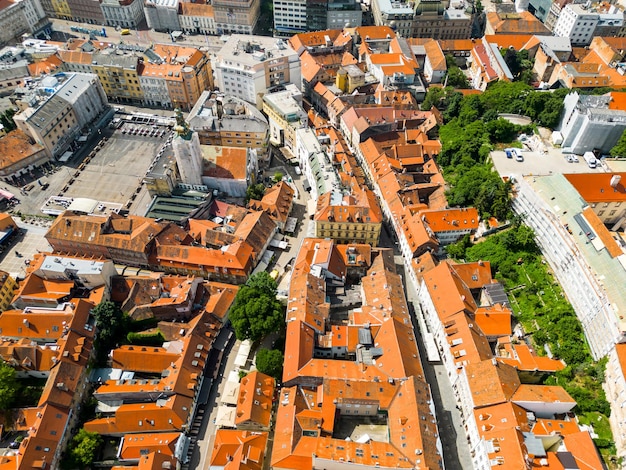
(179, 3), (217, 35)
(558, 92), (626, 155)
(513, 175), (625, 360)
(0, 0), (48, 46)
(212, 0), (260, 35)
(553, 4), (599, 47)
(273, 0), (307, 34)
(213, 35), (301, 108)
(371, 0), (414, 38)
(100, 0), (145, 29)
(605, 343), (626, 461)
(144, 0), (180, 32)
(262, 84), (306, 152)
(138, 72), (172, 109)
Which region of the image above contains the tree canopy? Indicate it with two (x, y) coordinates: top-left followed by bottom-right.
(229, 272), (285, 341)
(610, 129), (626, 157)
(0, 361), (18, 411)
(255, 348), (284, 380)
(68, 429), (103, 468)
(92, 301), (127, 365)
(246, 183), (266, 203)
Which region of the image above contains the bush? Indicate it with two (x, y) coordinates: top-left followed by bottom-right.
(127, 331), (165, 346)
(256, 348), (284, 380)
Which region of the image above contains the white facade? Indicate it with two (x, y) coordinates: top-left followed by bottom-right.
(0, 0), (47, 46)
(101, 0), (145, 28)
(371, 0), (414, 38)
(179, 9), (217, 35)
(144, 0), (180, 32)
(213, 35), (301, 108)
(559, 92), (626, 155)
(138, 74), (171, 108)
(173, 132), (203, 186)
(553, 4), (599, 46)
(273, 0), (307, 34)
(605, 344), (626, 461)
(513, 176), (622, 360)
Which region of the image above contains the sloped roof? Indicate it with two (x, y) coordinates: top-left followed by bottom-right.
(235, 371), (274, 427)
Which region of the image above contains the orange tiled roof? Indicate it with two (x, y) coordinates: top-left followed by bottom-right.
(235, 371), (274, 428)
(119, 432), (181, 460)
(421, 207), (479, 233)
(210, 430), (267, 470)
(465, 359), (521, 409)
(0, 130), (46, 171)
(532, 418), (580, 435)
(247, 181), (295, 225)
(28, 55), (63, 77)
(564, 172), (626, 202)
(496, 336), (565, 372)
(486, 11), (550, 35)
(511, 384), (575, 406)
(474, 304), (512, 337)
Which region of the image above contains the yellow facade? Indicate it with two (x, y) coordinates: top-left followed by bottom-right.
(93, 63), (143, 103)
(0, 271), (17, 312)
(315, 221), (381, 246)
(51, 0), (72, 19)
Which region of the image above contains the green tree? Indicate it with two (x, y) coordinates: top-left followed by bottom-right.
(229, 272), (285, 341)
(92, 301), (127, 365)
(255, 348), (284, 380)
(0, 361), (18, 411)
(274, 171), (284, 183)
(246, 183), (266, 203)
(610, 129), (626, 157)
(69, 429), (103, 468)
(446, 66), (470, 89)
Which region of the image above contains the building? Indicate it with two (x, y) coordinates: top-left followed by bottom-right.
(12, 72), (109, 159)
(273, 0), (361, 35)
(0, 0), (49, 46)
(91, 52), (142, 105)
(469, 37), (514, 90)
(144, 0), (180, 32)
(558, 92), (626, 155)
(65, 0), (103, 23)
(552, 4), (599, 47)
(563, 173), (626, 227)
(179, 2), (216, 36)
(371, 0), (415, 38)
(295, 127), (340, 201)
(605, 343), (626, 462)
(210, 430), (268, 470)
(235, 371), (274, 430)
(0, 270), (17, 312)
(100, 0), (145, 29)
(412, 0), (472, 40)
(187, 92), (269, 155)
(262, 84), (307, 153)
(314, 186), (383, 246)
(213, 35), (301, 108)
(247, 181), (295, 231)
(485, 10), (551, 35)
(212, 0), (260, 35)
(201, 145), (257, 198)
(0, 129), (49, 181)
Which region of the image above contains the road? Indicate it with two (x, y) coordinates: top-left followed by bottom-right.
(49, 18), (227, 53)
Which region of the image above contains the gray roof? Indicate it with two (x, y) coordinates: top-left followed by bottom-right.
(92, 52), (138, 69)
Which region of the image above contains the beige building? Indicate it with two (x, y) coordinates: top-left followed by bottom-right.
(262, 84), (306, 154)
(179, 2), (216, 35)
(13, 72), (109, 159)
(212, 0), (260, 35)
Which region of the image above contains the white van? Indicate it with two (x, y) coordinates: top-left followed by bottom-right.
(514, 148), (524, 162)
(583, 152), (597, 168)
(294, 166), (302, 175)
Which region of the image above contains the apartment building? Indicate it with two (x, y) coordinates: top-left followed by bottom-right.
(12, 72), (109, 159)
(179, 2), (216, 36)
(247, 181), (295, 231)
(213, 35), (301, 108)
(485, 10), (550, 35)
(371, 0), (414, 38)
(553, 4), (599, 47)
(212, 0), (260, 35)
(0, 0), (49, 46)
(91, 52), (142, 105)
(469, 37), (513, 91)
(100, 0), (145, 29)
(144, 0), (180, 32)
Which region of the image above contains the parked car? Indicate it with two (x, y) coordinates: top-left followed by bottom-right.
(505, 148), (513, 159)
(514, 148), (524, 162)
